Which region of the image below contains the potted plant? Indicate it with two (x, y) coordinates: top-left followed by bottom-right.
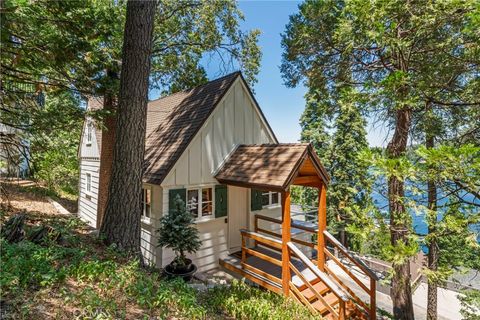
(157, 194), (202, 281)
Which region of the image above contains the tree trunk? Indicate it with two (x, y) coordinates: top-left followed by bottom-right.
(387, 107), (415, 320)
(426, 134), (438, 320)
(96, 89), (116, 229)
(100, 0), (156, 255)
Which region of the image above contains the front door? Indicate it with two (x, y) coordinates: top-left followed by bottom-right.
(228, 186), (248, 253)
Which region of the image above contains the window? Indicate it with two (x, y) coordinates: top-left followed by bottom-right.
(86, 173), (91, 193)
(262, 191), (280, 208)
(187, 187), (214, 219)
(86, 121), (93, 145)
(142, 188), (151, 220)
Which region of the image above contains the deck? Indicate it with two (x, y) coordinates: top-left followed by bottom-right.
(221, 245), (318, 292)
(218, 216), (379, 319)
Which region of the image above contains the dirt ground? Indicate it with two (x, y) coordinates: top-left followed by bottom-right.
(0, 179), (77, 215)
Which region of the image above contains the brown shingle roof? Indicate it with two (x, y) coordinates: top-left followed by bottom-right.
(214, 143), (329, 192)
(143, 72), (240, 184)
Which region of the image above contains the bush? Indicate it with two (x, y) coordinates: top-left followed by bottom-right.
(205, 280), (317, 320)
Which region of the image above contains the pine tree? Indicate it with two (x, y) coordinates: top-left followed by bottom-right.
(326, 88), (370, 247)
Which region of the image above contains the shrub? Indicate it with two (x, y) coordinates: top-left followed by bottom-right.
(157, 195), (201, 268)
(205, 280), (317, 320)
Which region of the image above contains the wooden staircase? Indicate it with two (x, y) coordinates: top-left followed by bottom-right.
(221, 226), (378, 320)
(287, 242), (373, 320)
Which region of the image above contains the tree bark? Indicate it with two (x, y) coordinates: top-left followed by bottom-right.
(387, 107), (415, 320)
(96, 88), (116, 229)
(426, 134), (438, 320)
(100, 0), (156, 255)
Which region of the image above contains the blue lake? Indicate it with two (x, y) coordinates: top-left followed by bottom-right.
(371, 187), (480, 251)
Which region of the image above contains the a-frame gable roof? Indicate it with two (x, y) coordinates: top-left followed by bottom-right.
(215, 143), (330, 192)
(144, 72), (277, 185)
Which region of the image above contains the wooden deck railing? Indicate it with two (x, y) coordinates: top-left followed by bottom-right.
(288, 242), (349, 320)
(255, 214), (316, 248)
(324, 231), (379, 319)
(239, 229), (283, 287)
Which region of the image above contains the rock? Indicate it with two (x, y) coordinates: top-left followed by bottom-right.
(188, 283), (208, 292)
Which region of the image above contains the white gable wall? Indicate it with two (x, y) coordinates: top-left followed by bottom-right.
(78, 118), (101, 228)
(161, 77), (275, 187)
(160, 78), (278, 272)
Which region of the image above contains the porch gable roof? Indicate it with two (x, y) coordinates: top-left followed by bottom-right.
(214, 143), (330, 192)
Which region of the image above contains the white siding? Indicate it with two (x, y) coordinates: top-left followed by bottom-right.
(159, 78), (278, 271)
(78, 159), (100, 227)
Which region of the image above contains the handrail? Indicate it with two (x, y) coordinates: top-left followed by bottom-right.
(255, 214), (318, 234)
(287, 241), (350, 302)
(240, 229), (282, 250)
(255, 214), (316, 248)
(323, 230), (379, 280)
(323, 230), (377, 319)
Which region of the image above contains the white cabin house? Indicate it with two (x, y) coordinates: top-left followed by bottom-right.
(77, 73), (380, 319)
(78, 72), (286, 270)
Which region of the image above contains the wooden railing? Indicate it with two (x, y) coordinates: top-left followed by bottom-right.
(252, 214), (378, 319)
(324, 231), (378, 319)
(288, 242), (349, 320)
(255, 214), (316, 248)
(239, 229), (283, 287)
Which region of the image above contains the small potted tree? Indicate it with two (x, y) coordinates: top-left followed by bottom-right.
(157, 195), (201, 281)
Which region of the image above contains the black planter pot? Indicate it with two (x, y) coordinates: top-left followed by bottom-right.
(163, 259), (197, 281)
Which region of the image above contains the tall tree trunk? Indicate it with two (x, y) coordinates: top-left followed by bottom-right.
(387, 107), (415, 320)
(96, 89), (116, 229)
(100, 0), (156, 255)
(426, 133), (438, 320)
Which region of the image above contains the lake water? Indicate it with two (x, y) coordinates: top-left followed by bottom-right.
(372, 186), (480, 250)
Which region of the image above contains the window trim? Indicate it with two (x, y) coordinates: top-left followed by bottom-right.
(186, 186), (215, 222)
(141, 187), (152, 224)
(262, 191), (281, 209)
(85, 173), (92, 198)
(86, 121), (93, 145)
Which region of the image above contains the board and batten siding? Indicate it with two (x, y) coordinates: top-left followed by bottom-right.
(161, 78), (275, 187)
(159, 78), (278, 272)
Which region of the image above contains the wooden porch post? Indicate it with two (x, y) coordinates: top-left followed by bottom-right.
(317, 182), (327, 271)
(281, 189), (291, 296)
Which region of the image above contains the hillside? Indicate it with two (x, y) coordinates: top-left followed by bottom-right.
(0, 182), (315, 320)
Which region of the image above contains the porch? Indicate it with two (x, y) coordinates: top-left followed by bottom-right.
(215, 144), (378, 320)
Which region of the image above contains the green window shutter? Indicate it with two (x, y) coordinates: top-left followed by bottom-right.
(169, 188), (186, 213)
(251, 189), (263, 211)
(215, 185), (228, 218)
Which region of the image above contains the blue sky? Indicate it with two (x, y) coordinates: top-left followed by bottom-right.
(162, 1), (388, 147)
(232, 1), (389, 147)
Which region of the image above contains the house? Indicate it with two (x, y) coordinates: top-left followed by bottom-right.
(78, 72), (378, 319)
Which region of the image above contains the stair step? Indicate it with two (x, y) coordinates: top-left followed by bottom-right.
(311, 292), (340, 314)
(300, 281), (330, 301)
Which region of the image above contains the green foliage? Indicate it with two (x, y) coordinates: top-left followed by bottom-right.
(0, 239), (85, 295)
(294, 87), (372, 249)
(29, 90), (84, 196)
(157, 195), (202, 266)
(459, 289), (480, 320)
(1, 209), (314, 320)
(206, 280), (317, 320)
